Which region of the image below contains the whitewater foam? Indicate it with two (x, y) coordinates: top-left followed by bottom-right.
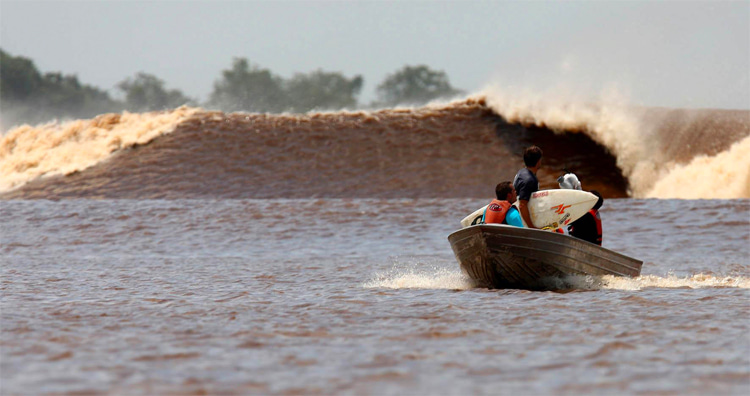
(0, 107), (200, 192)
(645, 134), (750, 198)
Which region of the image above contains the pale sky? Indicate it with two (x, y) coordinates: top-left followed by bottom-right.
(1, 0), (748, 109)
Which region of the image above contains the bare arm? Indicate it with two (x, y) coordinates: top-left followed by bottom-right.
(518, 199), (537, 229)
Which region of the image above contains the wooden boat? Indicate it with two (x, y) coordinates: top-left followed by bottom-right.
(448, 224), (643, 290)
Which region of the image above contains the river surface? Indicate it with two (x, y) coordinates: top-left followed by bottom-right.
(1, 198), (749, 395)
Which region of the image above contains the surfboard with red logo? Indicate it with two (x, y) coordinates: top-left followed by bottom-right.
(459, 189), (598, 230)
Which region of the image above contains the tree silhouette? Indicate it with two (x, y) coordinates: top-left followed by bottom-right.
(209, 58), (288, 113)
(376, 65), (462, 107)
(1, 49), (119, 127)
(117, 72), (194, 112)
(0, 49), (42, 101)
(286, 70), (363, 112)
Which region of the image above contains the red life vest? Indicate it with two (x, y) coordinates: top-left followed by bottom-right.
(483, 200), (512, 224)
(590, 209), (603, 245)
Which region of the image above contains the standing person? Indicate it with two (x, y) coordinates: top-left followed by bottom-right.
(513, 146), (543, 229)
(481, 181), (524, 227)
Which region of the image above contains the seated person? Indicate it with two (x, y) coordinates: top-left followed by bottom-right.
(557, 173), (603, 244)
(481, 181), (524, 227)
(569, 190), (603, 245)
(554, 172), (582, 234)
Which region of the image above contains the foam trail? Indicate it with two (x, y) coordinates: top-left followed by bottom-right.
(557, 273), (750, 291)
(0, 107), (200, 192)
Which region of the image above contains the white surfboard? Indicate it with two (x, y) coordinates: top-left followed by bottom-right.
(460, 206), (490, 228)
(459, 189), (598, 230)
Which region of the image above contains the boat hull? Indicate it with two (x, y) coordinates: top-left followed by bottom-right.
(448, 225), (643, 290)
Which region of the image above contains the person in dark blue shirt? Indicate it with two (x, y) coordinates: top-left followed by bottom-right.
(513, 146), (542, 228)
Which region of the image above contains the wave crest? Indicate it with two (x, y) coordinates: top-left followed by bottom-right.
(479, 87), (750, 198)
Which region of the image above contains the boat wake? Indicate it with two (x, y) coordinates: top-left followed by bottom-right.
(364, 263), (750, 292)
(566, 273), (750, 290)
(542, 273), (750, 291)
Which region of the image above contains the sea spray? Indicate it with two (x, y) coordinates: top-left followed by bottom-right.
(363, 258), (475, 290)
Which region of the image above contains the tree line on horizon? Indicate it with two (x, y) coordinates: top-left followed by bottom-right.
(0, 49), (464, 128)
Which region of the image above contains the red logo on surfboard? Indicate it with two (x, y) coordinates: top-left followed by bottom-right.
(551, 203), (571, 214)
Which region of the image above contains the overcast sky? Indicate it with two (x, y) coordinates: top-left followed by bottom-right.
(1, 0), (748, 109)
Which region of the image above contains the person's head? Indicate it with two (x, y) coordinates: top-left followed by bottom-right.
(495, 181), (517, 203)
(523, 146), (543, 168)
(558, 173), (582, 190)
(590, 190), (604, 210)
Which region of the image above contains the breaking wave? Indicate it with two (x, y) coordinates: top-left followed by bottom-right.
(480, 87), (750, 198)
(1, 93), (747, 199)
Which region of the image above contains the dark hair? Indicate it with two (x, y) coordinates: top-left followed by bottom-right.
(523, 146), (543, 167)
(590, 190), (604, 210)
(496, 181), (514, 200)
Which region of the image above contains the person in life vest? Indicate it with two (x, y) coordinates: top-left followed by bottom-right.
(569, 189), (604, 246)
(481, 181), (524, 227)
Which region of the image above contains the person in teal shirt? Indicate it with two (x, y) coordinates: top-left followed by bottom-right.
(505, 204), (524, 227)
